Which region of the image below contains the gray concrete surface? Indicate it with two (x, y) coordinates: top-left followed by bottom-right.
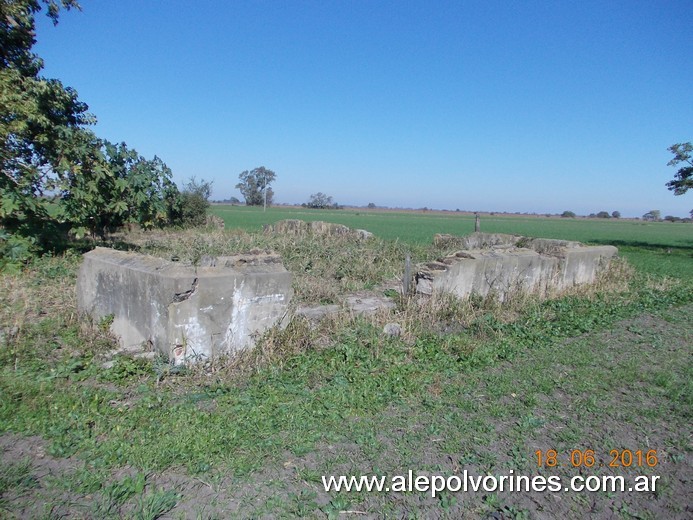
(264, 219), (373, 239)
(417, 234), (617, 300)
(77, 247), (292, 364)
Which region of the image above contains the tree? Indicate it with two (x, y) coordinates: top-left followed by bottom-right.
(611, 211), (621, 218)
(1, 0), (90, 240)
(0, 1), (178, 247)
(596, 211), (611, 218)
(229, 196), (240, 205)
(642, 210), (661, 221)
(367, 202), (376, 209)
(235, 167), (275, 208)
(561, 210), (576, 218)
(303, 192), (338, 209)
(665, 142), (692, 195)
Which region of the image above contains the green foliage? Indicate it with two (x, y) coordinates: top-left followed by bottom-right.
(665, 142), (692, 195)
(1, 1), (90, 237)
(611, 210), (621, 218)
(59, 139), (179, 238)
(596, 211), (610, 218)
(235, 166), (275, 206)
(560, 210), (576, 218)
(0, 229), (35, 273)
(101, 356), (154, 383)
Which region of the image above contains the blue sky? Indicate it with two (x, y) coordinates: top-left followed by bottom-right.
(35, 0), (692, 217)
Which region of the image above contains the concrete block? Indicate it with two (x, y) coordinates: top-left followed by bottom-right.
(416, 236), (617, 301)
(77, 247), (292, 363)
(264, 219), (373, 239)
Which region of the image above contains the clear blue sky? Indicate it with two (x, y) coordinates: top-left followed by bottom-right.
(35, 0), (692, 217)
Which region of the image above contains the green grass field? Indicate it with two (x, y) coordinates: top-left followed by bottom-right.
(0, 209), (691, 518)
(211, 205), (693, 279)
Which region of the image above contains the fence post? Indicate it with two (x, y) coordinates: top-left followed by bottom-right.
(403, 253), (411, 296)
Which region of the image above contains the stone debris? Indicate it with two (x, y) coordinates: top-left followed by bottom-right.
(295, 304), (341, 323)
(383, 323), (402, 337)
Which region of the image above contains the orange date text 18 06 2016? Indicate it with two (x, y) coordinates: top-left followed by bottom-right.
(535, 449), (659, 468)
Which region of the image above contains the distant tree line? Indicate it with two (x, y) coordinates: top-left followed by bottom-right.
(302, 192), (340, 209)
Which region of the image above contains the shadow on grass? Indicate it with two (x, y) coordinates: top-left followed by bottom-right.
(591, 239), (693, 255)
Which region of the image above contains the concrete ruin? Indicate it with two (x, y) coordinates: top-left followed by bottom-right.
(264, 219), (373, 240)
(77, 247), (292, 364)
(417, 233), (617, 301)
(75, 231), (619, 364)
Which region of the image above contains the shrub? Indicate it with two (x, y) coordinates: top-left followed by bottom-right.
(172, 178), (212, 227)
(561, 211), (576, 218)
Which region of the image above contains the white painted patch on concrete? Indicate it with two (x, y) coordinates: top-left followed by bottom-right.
(174, 317), (211, 362)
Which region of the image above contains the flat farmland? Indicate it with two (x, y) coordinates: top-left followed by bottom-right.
(211, 205), (693, 279)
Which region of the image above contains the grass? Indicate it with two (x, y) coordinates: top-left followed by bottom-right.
(0, 213), (691, 517)
(209, 204), (693, 247)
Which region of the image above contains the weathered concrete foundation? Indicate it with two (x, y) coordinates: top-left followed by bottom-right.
(417, 233), (617, 301)
(264, 219), (373, 239)
(77, 247), (292, 364)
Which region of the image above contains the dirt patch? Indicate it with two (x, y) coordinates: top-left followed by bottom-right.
(1, 306), (690, 518)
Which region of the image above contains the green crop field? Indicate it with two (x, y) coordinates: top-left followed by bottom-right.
(211, 205), (693, 279)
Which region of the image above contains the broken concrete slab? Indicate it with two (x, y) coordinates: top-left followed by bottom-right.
(434, 232), (521, 250)
(77, 247), (292, 364)
(295, 292), (397, 325)
(345, 295), (396, 316)
(295, 304), (341, 323)
(417, 234), (617, 301)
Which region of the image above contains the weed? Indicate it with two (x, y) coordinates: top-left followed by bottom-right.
(102, 356), (154, 383)
(93, 472), (146, 517)
(132, 487), (178, 520)
(0, 458), (37, 497)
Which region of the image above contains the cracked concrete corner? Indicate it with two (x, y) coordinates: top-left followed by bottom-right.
(172, 277), (198, 304)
